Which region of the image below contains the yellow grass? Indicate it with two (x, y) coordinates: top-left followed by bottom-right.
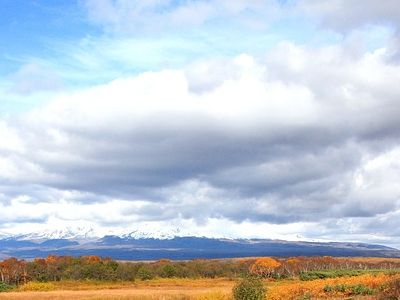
(0, 278), (234, 300)
(16, 278), (234, 291)
(19, 282), (57, 291)
(0, 290), (231, 300)
(342, 257), (400, 264)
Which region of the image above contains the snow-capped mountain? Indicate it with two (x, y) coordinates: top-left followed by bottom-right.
(13, 231), (82, 241)
(9, 227), (99, 241)
(121, 227), (182, 240)
(2, 225), (187, 241)
(1, 234), (400, 260)
(1, 227), (400, 261)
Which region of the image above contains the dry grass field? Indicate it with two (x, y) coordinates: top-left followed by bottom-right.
(0, 278), (234, 300)
(1, 273), (399, 300)
(0, 289), (231, 300)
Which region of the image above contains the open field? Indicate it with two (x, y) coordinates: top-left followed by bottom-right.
(0, 278), (233, 300)
(0, 273), (399, 300)
(0, 288), (232, 300)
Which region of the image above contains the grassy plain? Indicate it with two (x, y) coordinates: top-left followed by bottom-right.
(0, 278), (233, 300)
(0, 273), (399, 300)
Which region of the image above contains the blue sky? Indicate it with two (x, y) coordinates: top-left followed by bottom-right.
(1, 0), (400, 246)
(0, 1), (94, 73)
(0, 0), (390, 110)
(0, 1), (338, 100)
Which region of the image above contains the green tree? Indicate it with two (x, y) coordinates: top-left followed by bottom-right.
(233, 276), (266, 300)
(115, 263), (136, 281)
(136, 266), (154, 281)
(160, 264), (177, 278)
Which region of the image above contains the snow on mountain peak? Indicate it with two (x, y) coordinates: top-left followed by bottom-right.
(2, 225), (185, 241)
(13, 227), (98, 240)
(121, 227), (182, 240)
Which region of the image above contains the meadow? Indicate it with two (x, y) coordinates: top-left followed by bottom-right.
(0, 256), (400, 299)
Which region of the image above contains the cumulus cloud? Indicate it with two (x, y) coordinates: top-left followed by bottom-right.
(0, 41), (400, 244)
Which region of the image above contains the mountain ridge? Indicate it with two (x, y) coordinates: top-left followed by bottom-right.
(1, 234), (399, 261)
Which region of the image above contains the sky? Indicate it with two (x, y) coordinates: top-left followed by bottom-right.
(1, 0), (400, 247)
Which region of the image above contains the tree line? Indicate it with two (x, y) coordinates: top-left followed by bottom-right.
(1, 255), (399, 286)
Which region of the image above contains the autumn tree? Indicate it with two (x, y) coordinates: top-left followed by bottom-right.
(0, 258), (27, 285)
(283, 258), (301, 277)
(249, 257), (281, 278)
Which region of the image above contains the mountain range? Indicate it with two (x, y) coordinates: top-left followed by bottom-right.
(0, 229), (399, 260)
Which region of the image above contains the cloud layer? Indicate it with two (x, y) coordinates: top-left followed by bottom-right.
(1, 41), (400, 245)
(1, 0), (400, 246)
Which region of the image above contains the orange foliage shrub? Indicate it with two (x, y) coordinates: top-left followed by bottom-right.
(45, 255), (58, 264)
(82, 256), (102, 264)
(249, 257), (281, 277)
(267, 273), (400, 300)
(33, 258), (46, 265)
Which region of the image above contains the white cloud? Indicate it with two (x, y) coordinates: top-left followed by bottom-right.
(0, 121), (24, 153)
(299, 0), (400, 32)
(0, 42), (400, 243)
(83, 0), (280, 33)
(8, 63), (63, 95)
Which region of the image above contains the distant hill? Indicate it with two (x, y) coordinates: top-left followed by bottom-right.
(0, 236), (399, 260)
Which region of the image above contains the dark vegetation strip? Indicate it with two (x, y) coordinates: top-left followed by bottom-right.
(299, 269), (400, 281)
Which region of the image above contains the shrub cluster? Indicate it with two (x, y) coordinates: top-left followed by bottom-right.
(233, 276), (265, 300)
(300, 269), (366, 281)
(0, 282), (15, 292)
(323, 283), (375, 295)
(378, 277), (400, 300)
